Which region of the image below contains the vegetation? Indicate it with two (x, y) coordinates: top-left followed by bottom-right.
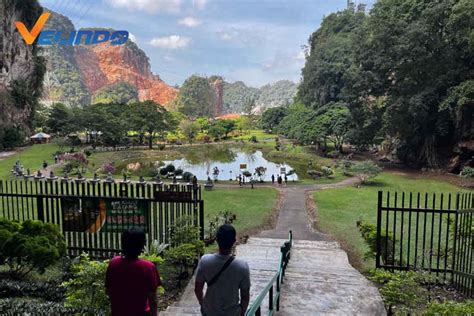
(0, 219), (66, 279)
(92, 82), (139, 105)
(314, 172), (461, 271)
(177, 75), (215, 118)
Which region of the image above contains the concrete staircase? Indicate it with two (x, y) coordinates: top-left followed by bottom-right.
(275, 240), (386, 315)
(160, 237), (283, 315)
(160, 237), (385, 315)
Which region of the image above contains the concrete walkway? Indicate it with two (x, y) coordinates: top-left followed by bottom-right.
(162, 177), (386, 315)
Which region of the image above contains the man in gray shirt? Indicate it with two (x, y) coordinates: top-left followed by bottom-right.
(195, 224), (251, 316)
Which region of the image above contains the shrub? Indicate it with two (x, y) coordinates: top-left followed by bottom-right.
(61, 253), (109, 314)
(307, 170), (322, 178)
(350, 160), (383, 183)
(0, 219), (66, 279)
(160, 164), (176, 176)
(369, 269), (427, 315)
(182, 171), (194, 182)
(101, 162), (116, 174)
(175, 168), (184, 176)
(325, 150), (340, 158)
(0, 127), (25, 149)
(0, 279), (64, 302)
(424, 300), (474, 315)
(206, 211), (237, 245)
(158, 143), (166, 150)
(242, 170), (252, 177)
(0, 298), (97, 315)
(249, 135), (258, 143)
(165, 242), (204, 284)
(460, 166), (474, 178)
(357, 221), (395, 265)
(321, 166), (334, 177)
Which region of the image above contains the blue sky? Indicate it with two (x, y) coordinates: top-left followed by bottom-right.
(39, 0), (375, 87)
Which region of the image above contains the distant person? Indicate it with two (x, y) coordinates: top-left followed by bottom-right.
(238, 175), (242, 187)
(106, 227), (161, 316)
(195, 224), (250, 316)
(54, 155), (59, 164)
(277, 175), (282, 186)
(284, 175), (288, 185)
(271, 174), (275, 184)
(250, 177), (254, 189)
(42, 160), (48, 169)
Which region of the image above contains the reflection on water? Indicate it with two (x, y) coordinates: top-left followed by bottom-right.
(163, 149), (298, 181)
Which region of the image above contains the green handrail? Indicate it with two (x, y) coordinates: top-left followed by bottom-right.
(245, 230), (293, 316)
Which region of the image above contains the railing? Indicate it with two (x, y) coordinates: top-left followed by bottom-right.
(245, 230), (293, 316)
(376, 191), (473, 298)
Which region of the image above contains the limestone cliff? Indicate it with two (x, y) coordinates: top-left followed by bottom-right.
(0, 0), (45, 132)
(41, 11), (177, 107)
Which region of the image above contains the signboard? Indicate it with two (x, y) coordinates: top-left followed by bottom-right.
(155, 190), (192, 202)
(62, 197), (148, 233)
(239, 164), (247, 169)
(280, 167), (286, 174)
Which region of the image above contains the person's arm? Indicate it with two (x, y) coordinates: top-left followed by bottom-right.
(240, 287), (250, 316)
(194, 280), (205, 306)
(147, 291), (158, 316)
(148, 267), (162, 316)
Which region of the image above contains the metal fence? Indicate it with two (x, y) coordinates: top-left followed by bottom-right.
(0, 179), (204, 258)
(376, 191), (473, 298)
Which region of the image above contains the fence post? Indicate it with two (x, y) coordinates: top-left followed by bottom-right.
(376, 191), (382, 268)
(199, 200), (204, 240)
(451, 193), (460, 284)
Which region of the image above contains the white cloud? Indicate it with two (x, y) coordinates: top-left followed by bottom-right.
(107, 0), (181, 14)
(149, 35), (191, 49)
(178, 17), (201, 27)
(294, 51), (306, 61)
(193, 0), (208, 10)
(128, 33), (137, 43)
(217, 31), (234, 41)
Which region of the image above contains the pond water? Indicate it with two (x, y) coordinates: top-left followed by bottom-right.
(163, 149), (298, 181)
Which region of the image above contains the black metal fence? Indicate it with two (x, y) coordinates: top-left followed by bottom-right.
(376, 191), (473, 298)
(0, 179), (204, 258)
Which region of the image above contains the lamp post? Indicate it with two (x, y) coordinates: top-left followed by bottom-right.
(229, 170), (233, 181)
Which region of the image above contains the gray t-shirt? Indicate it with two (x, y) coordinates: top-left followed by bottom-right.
(196, 254), (251, 316)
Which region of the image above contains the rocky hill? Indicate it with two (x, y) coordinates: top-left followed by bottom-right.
(40, 11), (177, 107)
(0, 0), (45, 134)
(223, 80), (297, 114)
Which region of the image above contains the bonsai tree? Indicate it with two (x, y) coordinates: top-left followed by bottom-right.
(350, 161), (383, 184)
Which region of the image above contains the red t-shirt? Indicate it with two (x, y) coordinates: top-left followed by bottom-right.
(106, 256), (161, 316)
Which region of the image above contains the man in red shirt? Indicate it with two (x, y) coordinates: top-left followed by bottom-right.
(106, 227), (161, 316)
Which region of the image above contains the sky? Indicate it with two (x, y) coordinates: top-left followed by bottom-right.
(38, 0), (375, 88)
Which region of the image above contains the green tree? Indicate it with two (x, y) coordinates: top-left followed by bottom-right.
(46, 103), (74, 136)
(177, 75), (215, 118)
(260, 107), (288, 131)
(180, 119), (200, 144)
(92, 81), (139, 105)
(128, 100), (173, 149)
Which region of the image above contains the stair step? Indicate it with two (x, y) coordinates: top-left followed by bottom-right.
(164, 306), (201, 314)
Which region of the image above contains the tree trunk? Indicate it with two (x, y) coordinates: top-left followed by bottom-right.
(148, 135), (153, 149)
(419, 135), (439, 167)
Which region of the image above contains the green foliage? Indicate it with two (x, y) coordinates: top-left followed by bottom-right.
(260, 107), (288, 131)
(0, 219), (66, 279)
(357, 221), (395, 265)
(0, 298), (96, 315)
(460, 166), (474, 178)
(223, 81), (260, 113)
(182, 171), (194, 182)
(61, 253), (109, 314)
(46, 103), (74, 136)
(0, 127), (25, 150)
(177, 75), (215, 117)
(0, 279), (64, 302)
(256, 80), (297, 110)
(180, 119), (200, 144)
(424, 300), (474, 315)
(321, 166), (334, 178)
(249, 135), (258, 143)
(92, 81), (139, 105)
(350, 161), (383, 183)
(369, 269), (427, 315)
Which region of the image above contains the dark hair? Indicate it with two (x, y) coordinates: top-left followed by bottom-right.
(216, 224), (236, 249)
(121, 227), (146, 259)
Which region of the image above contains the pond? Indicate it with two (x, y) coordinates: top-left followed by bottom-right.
(163, 148), (298, 181)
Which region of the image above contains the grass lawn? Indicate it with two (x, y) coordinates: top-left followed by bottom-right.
(314, 172), (465, 272)
(202, 187), (279, 234)
(0, 144), (59, 180)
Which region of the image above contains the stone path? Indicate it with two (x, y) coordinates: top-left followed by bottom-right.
(162, 177), (386, 315)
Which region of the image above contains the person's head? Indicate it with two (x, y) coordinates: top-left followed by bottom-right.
(121, 227), (146, 259)
(216, 224), (236, 252)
